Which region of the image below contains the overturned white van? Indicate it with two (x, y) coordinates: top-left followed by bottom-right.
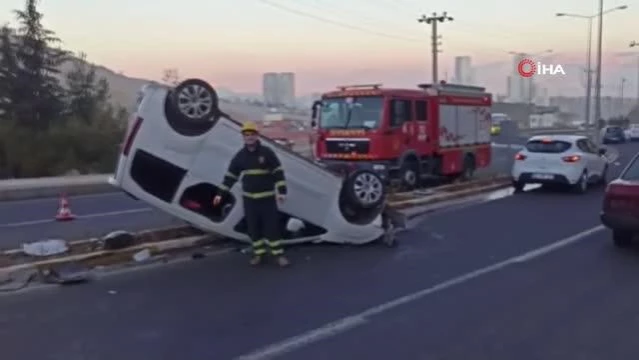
(109, 79), (393, 245)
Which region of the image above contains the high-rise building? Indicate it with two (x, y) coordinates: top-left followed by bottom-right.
(453, 56), (473, 85)
(262, 72), (296, 107)
(508, 53), (536, 103)
(278, 72), (295, 107)
(262, 72), (280, 106)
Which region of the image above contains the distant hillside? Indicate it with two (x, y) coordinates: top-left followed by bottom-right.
(58, 59), (149, 111)
(57, 57), (260, 121)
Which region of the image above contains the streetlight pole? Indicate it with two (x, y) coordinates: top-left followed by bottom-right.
(418, 12), (453, 84)
(593, 0), (604, 145)
(620, 77), (627, 115)
(555, 4), (628, 144)
(585, 17), (593, 127)
(630, 41), (639, 104)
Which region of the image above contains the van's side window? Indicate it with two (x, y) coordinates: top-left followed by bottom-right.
(390, 100), (412, 127)
(415, 100), (427, 122)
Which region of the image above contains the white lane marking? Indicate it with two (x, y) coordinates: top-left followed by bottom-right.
(0, 208), (152, 227)
(235, 224), (606, 360)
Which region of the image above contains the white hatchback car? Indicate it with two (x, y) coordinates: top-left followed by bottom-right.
(109, 79), (390, 245)
(511, 135), (608, 193)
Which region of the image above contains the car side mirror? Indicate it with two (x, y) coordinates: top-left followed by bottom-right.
(598, 148), (606, 155)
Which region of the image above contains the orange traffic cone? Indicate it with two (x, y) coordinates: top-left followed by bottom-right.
(55, 193), (75, 221)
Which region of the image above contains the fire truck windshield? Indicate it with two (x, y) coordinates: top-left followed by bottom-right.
(319, 96), (383, 129)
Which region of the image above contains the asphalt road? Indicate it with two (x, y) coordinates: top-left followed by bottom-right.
(0, 142), (638, 360)
(0, 144), (522, 248)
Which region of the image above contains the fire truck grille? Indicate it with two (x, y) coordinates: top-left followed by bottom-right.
(325, 140), (370, 154)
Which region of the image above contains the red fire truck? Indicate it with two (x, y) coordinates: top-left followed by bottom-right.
(310, 82), (492, 189)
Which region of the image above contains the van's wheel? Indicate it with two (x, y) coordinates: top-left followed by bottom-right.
(172, 79), (219, 122)
(399, 160), (419, 190)
(344, 169), (386, 209)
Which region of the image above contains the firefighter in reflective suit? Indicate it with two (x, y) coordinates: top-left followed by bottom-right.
(213, 122), (290, 267)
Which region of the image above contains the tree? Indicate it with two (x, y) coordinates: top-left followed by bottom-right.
(65, 52), (110, 124)
(0, 25), (18, 120)
(0, 0), (130, 178)
(12, 0), (68, 130)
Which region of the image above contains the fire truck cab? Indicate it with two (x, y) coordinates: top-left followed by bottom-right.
(311, 82), (492, 189)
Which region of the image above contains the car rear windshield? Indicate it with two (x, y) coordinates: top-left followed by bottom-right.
(606, 127), (623, 134)
(525, 140), (572, 153)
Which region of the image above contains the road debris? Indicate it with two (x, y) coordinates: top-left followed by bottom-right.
(22, 239), (68, 257)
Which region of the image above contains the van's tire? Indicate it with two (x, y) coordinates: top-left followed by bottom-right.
(172, 79), (219, 122)
(343, 170), (386, 209)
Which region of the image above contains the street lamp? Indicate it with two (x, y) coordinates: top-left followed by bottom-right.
(630, 41), (639, 104)
(555, 4), (628, 134)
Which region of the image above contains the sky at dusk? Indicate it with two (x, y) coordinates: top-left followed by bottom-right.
(0, 0), (637, 96)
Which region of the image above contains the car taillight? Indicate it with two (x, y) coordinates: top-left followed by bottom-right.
(122, 117), (143, 156)
(562, 155), (581, 163)
(515, 153), (526, 160)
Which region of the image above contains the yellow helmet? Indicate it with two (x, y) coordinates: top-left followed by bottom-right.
(241, 121), (258, 133)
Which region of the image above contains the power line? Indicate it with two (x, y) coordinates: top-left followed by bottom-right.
(258, 0), (421, 42)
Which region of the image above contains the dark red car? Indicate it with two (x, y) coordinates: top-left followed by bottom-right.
(601, 153), (639, 247)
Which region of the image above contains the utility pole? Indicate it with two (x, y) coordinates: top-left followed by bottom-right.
(418, 12), (453, 84)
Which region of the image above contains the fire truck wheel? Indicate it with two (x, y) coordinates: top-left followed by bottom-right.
(399, 160), (420, 190)
(172, 79), (219, 122)
(343, 169), (386, 209)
